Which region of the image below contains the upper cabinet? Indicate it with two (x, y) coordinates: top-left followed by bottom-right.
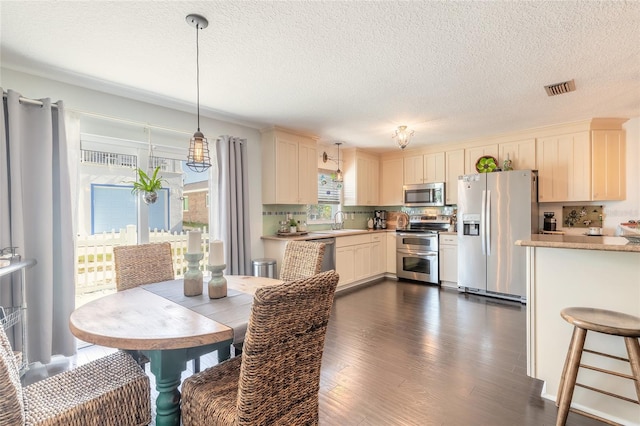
(380, 157), (404, 206)
(536, 120), (627, 203)
(499, 139), (536, 171)
(592, 129), (625, 201)
(465, 144), (498, 174)
(403, 155), (423, 185)
(537, 132), (590, 202)
(424, 152), (446, 183)
(445, 149), (464, 205)
(261, 128), (318, 205)
(404, 153), (445, 184)
(343, 149), (379, 206)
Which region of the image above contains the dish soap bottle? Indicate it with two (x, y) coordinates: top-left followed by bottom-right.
(367, 218), (374, 229)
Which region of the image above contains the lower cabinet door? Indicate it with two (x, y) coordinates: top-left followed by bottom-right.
(336, 246), (355, 286)
(354, 244), (371, 281)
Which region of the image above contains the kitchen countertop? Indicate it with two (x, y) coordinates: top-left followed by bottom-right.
(515, 234), (640, 253)
(261, 228), (394, 241)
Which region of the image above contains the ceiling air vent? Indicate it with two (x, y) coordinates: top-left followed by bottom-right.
(544, 79), (576, 96)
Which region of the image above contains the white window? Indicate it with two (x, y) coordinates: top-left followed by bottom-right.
(307, 169), (342, 224)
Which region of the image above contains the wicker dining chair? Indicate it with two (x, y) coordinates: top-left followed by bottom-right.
(0, 326), (151, 426)
(279, 240), (326, 281)
(113, 242), (175, 291)
(113, 242), (201, 372)
(181, 270), (340, 426)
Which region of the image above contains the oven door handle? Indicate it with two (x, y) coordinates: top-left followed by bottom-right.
(398, 250), (438, 257)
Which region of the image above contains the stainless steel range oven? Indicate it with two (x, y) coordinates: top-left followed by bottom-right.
(396, 215), (450, 284)
(396, 232), (439, 283)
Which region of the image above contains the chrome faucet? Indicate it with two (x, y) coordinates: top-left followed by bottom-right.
(333, 211), (345, 230)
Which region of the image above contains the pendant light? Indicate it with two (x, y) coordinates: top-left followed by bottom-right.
(322, 142), (344, 182)
(334, 142), (343, 182)
(393, 125), (414, 150)
(186, 14), (211, 173)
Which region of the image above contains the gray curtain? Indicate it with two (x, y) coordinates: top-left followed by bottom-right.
(216, 135), (251, 275)
(0, 89), (75, 363)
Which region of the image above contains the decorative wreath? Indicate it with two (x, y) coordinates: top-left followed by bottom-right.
(475, 156), (498, 173)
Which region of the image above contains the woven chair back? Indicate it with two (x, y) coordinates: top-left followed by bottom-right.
(236, 270), (339, 424)
(113, 242), (175, 291)
(279, 241), (325, 281)
(0, 326), (26, 425)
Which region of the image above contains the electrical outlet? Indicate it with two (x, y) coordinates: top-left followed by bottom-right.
(351, 213), (355, 220)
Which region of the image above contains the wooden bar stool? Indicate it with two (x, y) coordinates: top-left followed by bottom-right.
(556, 307), (640, 426)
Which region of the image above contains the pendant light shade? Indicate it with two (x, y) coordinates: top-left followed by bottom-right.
(186, 14), (211, 173)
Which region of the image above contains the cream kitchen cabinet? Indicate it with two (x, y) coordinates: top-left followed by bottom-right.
(335, 233), (386, 287)
(403, 152), (445, 184)
(386, 232), (396, 274)
(445, 149), (464, 205)
(536, 132), (590, 202)
(424, 152), (445, 183)
(370, 233), (385, 277)
(439, 233), (458, 289)
(380, 158), (404, 206)
(354, 244), (371, 282)
(536, 121), (627, 203)
(592, 129), (625, 200)
(335, 246), (356, 286)
(336, 234), (370, 287)
(403, 155), (423, 185)
(343, 149), (379, 206)
(465, 144), (498, 174)
(499, 138), (536, 171)
(261, 127), (318, 205)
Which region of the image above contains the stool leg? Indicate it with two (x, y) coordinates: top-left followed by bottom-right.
(556, 326), (579, 408)
(556, 327), (587, 426)
(624, 337), (640, 401)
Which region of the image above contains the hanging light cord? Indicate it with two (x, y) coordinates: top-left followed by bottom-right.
(196, 22), (201, 132)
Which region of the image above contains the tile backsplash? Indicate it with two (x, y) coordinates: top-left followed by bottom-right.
(261, 205), (454, 235)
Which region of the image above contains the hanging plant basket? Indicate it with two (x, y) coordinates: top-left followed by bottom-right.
(143, 191), (158, 205)
(127, 166), (166, 204)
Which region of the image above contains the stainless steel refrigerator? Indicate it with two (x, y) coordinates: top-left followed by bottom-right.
(457, 170), (538, 302)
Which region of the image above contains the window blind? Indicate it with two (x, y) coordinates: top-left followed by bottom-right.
(317, 169), (341, 204)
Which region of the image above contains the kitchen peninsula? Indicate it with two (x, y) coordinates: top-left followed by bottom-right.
(516, 235), (640, 425)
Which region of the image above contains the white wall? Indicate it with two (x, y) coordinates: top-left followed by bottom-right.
(1, 68), (265, 259)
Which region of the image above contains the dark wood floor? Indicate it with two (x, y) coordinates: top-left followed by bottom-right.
(317, 279), (602, 426)
(30, 279), (604, 425)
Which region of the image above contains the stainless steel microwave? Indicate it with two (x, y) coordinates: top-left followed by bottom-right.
(403, 182), (446, 207)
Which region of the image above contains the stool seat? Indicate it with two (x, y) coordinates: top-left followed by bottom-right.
(561, 307), (640, 337)
(556, 307), (640, 426)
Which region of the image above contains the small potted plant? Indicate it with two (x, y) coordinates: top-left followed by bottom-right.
(289, 218), (298, 233)
(129, 166), (166, 204)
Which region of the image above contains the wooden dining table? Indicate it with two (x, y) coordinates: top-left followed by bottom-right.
(69, 275), (282, 426)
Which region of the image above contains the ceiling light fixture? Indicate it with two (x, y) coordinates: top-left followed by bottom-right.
(185, 13), (211, 173)
(393, 125), (414, 150)
(322, 142), (344, 182)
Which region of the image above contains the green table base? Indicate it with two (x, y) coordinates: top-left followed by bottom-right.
(143, 340), (232, 426)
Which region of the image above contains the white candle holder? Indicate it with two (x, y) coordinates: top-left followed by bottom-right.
(207, 264), (227, 299)
(183, 253), (204, 296)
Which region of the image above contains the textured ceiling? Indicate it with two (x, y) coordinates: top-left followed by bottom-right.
(1, 1), (639, 151)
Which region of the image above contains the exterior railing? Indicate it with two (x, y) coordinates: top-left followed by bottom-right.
(75, 225), (210, 296)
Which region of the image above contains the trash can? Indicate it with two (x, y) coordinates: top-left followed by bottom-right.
(252, 258), (276, 278)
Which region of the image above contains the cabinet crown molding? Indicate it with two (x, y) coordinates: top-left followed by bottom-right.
(259, 125), (319, 141)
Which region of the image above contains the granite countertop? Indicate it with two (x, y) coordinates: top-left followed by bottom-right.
(261, 228), (394, 241)
(515, 234), (640, 253)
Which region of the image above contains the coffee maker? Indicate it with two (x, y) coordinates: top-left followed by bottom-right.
(373, 210), (387, 230)
(543, 212), (557, 231)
